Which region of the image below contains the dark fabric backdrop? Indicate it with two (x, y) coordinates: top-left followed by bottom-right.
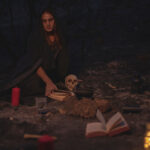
(0, 0), (150, 76)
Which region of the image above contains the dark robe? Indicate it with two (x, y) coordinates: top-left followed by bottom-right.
(0, 28), (69, 95)
(27, 28), (69, 80)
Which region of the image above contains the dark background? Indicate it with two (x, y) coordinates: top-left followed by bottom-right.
(0, 0), (150, 73)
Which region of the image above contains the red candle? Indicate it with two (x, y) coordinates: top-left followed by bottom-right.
(38, 135), (54, 150)
(11, 87), (20, 106)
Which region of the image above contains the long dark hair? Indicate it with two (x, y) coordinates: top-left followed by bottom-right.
(40, 9), (62, 51)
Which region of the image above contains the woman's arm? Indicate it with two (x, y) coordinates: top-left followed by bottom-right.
(56, 47), (69, 81)
(36, 66), (57, 96)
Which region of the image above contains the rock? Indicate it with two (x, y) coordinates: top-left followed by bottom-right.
(9, 117), (14, 121)
(59, 97), (97, 118)
(73, 98), (97, 118)
(94, 99), (111, 112)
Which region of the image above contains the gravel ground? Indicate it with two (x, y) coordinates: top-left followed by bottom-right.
(0, 59), (150, 150)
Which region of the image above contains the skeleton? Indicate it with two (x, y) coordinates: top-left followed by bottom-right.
(65, 74), (80, 91)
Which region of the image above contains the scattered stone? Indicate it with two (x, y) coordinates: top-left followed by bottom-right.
(107, 61), (120, 69)
(9, 117), (14, 121)
(73, 98), (97, 118)
(94, 99), (111, 112)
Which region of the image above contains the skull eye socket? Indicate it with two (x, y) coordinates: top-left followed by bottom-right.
(68, 79), (72, 82)
(74, 80), (77, 83)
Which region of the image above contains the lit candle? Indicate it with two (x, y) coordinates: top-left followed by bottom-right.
(11, 87), (20, 107)
(144, 123), (150, 150)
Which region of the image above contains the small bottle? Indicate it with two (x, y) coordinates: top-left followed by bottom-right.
(11, 87), (20, 107)
(144, 123), (150, 150)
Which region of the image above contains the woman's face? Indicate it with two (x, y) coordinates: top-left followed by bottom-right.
(41, 12), (55, 32)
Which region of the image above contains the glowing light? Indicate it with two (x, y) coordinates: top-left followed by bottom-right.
(144, 123), (150, 150)
(146, 132), (150, 136)
(144, 144), (149, 149)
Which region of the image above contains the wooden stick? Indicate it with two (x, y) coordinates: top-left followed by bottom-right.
(24, 134), (57, 140)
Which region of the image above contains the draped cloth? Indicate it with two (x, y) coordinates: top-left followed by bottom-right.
(0, 28), (69, 94)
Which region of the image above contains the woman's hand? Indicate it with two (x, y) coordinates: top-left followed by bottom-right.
(45, 82), (58, 96)
(36, 66), (58, 96)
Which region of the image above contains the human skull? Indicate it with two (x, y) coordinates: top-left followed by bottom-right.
(65, 74), (79, 91)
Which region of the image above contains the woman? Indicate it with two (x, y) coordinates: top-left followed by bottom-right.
(18, 9), (69, 96)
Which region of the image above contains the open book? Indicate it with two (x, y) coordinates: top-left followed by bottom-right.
(48, 90), (74, 101)
(85, 110), (130, 137)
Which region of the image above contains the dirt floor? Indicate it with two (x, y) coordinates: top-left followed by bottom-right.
(1, 58), (150, 150)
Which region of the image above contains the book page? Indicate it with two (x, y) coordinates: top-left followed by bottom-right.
(111, 120), (126, 130)
(106, 112), (122, 132)
(109, 120), (129, 136)
(86, 122), (106, 135)
(96, 109), (106, 129)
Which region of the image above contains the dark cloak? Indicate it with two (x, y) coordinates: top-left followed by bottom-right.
(0, 28), (69, 94)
